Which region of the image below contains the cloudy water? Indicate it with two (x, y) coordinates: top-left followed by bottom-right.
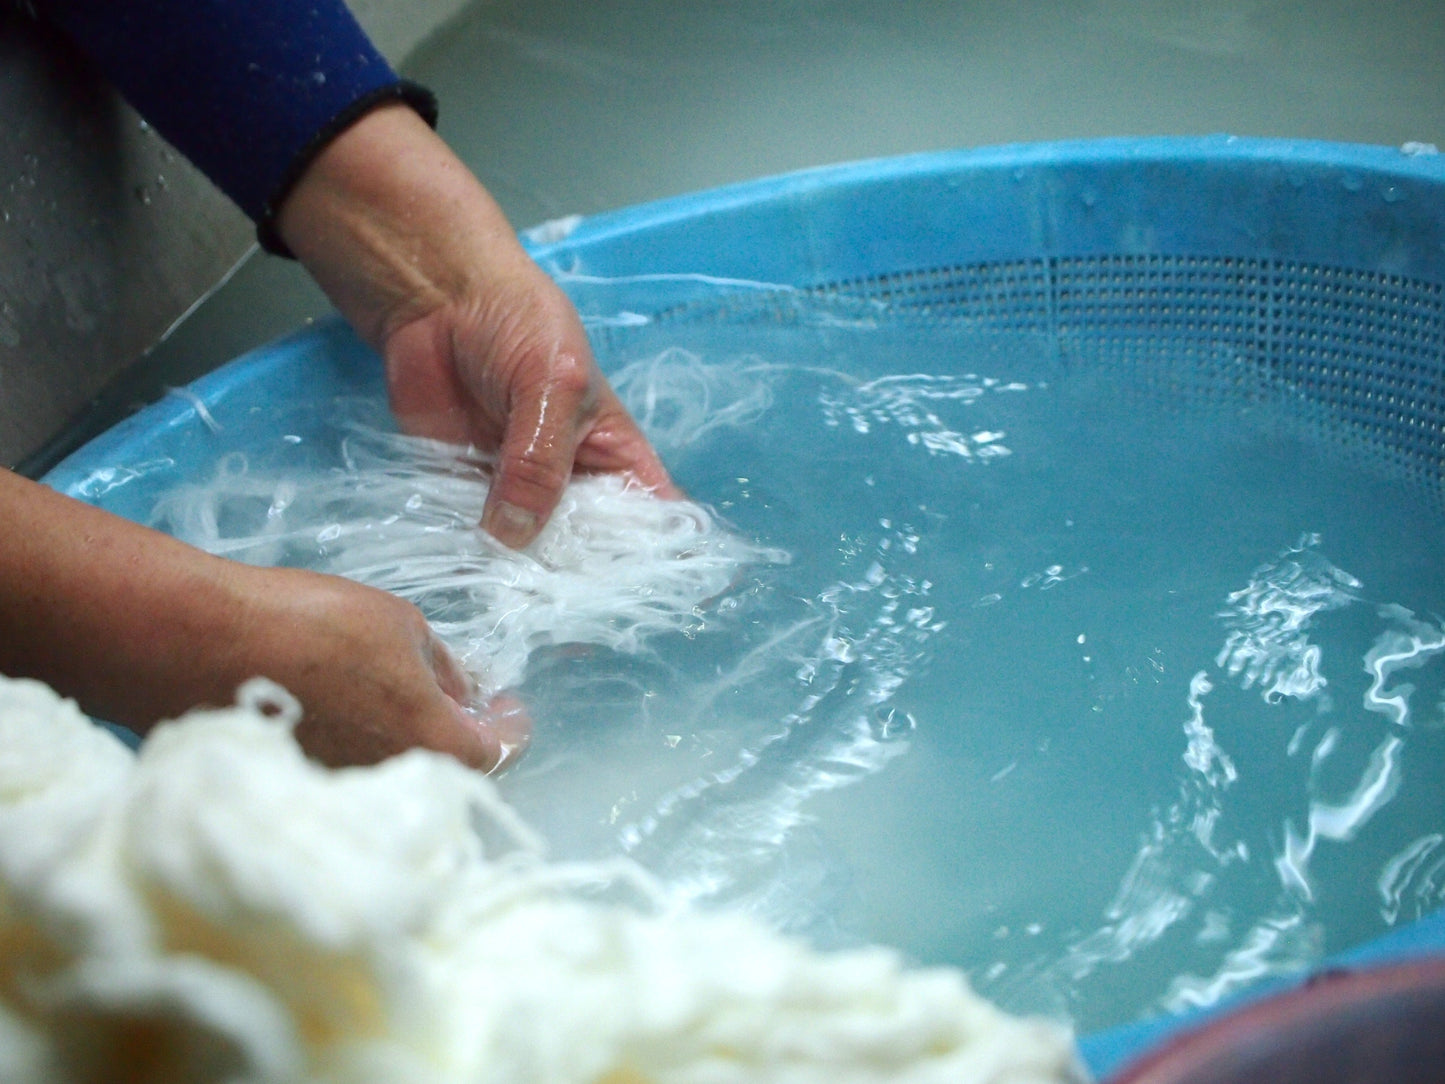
(138, 304), (1445, 1036)
(495, 315), (1445, 1033)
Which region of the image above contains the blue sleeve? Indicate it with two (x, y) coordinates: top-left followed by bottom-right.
(33, 0), (438, 254)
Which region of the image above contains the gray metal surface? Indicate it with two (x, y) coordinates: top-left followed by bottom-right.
(0, 13), (251, 470)
(0, 0), (469, 473)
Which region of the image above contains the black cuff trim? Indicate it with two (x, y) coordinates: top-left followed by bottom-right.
(256, 79), (440, 258)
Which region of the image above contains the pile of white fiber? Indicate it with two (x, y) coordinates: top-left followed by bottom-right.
(0, 674), (1086, 1084)
(152, 423), (787, 693)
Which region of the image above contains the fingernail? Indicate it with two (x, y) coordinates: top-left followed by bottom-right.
(483, 500), (539, 549)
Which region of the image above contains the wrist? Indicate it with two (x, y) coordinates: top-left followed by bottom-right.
(0, 470), (252, 732)
(274, 103), (525, 348)
(257, 83), (439, 258)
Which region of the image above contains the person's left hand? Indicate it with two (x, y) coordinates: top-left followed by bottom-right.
(0, 468), (526, 773)
(277, 103), (676, 550)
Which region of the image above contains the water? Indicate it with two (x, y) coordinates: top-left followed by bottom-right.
(481, 313), (1445, 1033)
(134, 302), (1445, 1036)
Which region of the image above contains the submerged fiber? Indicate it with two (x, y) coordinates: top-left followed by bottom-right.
(152, 421), (787, 694)
(0, 675), (1086, 1084)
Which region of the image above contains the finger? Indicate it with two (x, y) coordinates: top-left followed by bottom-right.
(575, 388), (682, 499)
(479, 351), (593, 549)
(474, 693), (531, 771)
(424, 630), (476, 705)
(437, 697), (505, 771)
(431, 692), (532, 773)
(420, 632), (526, 772)
(384, 316), (477, 446)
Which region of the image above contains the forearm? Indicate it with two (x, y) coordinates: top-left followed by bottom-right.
(0, 471), (514, 769)
(274, 103), (525, 347)
(0, 469), (253, 731)
(30, 0), (431, 245)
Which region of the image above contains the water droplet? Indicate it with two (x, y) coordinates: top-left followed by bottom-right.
(0, 302), (20, 348)
(870, 707), (915, 741)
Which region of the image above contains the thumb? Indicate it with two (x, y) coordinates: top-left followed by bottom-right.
(480, 356), (592, 549)
(436, 695), (530, 773)
(425, 633), (530, 771)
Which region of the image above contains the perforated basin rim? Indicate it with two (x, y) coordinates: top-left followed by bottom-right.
(526, 135), (1445, 507)
(41, 136), (1445, 1080)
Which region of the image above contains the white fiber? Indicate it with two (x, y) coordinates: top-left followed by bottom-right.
(612, 348), (777, 451)
(152, 422), (788, 695)
(164, 385), (223, 434)
(0, 675), (1087, 1084)
(520, 212), (583, 245)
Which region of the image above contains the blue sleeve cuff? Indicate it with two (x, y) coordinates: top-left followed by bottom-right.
(254, 78), (438, 257)
(33, 0), (439, 255)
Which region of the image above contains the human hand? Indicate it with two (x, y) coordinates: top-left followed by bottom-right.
(276, 104), (676, 550)
(0, 469), (521, 772)
(381, 241), (676, 549)
(223, 564), (526, 771)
